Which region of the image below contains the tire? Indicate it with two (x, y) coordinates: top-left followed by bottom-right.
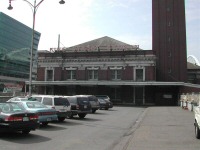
(67, 114), (74, 119)
(42, 122), (49, 126)
(92, 109), (96, 113)
(58, 117), (66, 122)
(22, 130), (30, 134)
(195, 121), (200, 139)
(78, 113), (86, 119)
(105, 107), (109, 110)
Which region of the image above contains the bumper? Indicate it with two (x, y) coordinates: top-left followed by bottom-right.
(0, 121), (39, 132)
(38, 115), (58, 123)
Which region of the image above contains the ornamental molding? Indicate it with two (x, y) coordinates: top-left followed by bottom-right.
(38, 56), (156, 64)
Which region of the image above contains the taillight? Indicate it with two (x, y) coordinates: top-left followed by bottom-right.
(30, 115), (38, 120)
(5, 116), (23, 122)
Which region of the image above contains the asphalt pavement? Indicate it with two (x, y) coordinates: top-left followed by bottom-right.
(113, 106), (200, 150)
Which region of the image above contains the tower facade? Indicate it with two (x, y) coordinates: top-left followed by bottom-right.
(152, 0), (187, 82)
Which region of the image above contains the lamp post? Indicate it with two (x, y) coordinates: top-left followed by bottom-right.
(8, 0), (65, 96)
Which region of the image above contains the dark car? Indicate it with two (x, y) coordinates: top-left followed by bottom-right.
(95, 95), (113, 110)
(0, 102), (39, 134)
(86, 95), (100, 113)
(65, 95), (92, 118)
(98, 98), (110, 110)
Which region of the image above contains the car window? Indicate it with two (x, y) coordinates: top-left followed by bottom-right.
(29, 97), (41, 102)
(43, 97), (53, 105)
(26, 102), (47, 108)
(67, 97), (77, 104)
(77, 97), (90, 105)
(0, 103), (25, 113)
(88, 96), (98, 102)
(54, 98), (70, 106)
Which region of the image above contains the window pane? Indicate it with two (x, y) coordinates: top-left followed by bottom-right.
(136, 69), (143, 81)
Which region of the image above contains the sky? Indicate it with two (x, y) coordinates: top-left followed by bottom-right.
(0, 0), (200, 61)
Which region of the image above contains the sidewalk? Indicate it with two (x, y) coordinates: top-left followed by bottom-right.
(121, 107), (200, 150)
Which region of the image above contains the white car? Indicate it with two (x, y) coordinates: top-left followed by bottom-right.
(194, 101), (200, 139)
(30, 95), (72, 122)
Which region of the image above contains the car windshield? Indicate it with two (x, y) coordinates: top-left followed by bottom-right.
(0, 103), (25, 113)
(28, 97), (40, 101)
(54, 98), (70, 106)
(26, 102), (47, 109)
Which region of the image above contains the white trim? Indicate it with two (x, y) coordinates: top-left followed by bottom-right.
(109, 66), (123, 70)
(26, 80), (185, 86)
(87, 67), (99, 70)
(65, 67), (77, 70)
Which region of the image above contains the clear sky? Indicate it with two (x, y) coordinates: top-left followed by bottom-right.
(0, 0), (200, 61)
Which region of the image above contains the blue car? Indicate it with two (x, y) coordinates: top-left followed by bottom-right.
(12, 101), (58, 126)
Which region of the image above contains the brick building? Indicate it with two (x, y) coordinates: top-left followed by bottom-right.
(27, 0), (200, 105)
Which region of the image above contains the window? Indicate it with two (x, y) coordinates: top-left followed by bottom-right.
(136, 69), (144, 81)
(67, 70), (76, 80)
(46, 70), (53, 81)
(88, 70), (98, 80)
(111, 70), (121, 80)
(43, 98), (53, 105)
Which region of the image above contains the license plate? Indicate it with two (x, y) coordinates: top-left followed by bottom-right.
(84, 105), (87, 109)
(47, 118), (52, 121)
(23, 117), (29, 121)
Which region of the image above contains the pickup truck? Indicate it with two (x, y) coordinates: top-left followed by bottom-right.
(194, 102), (200, 139)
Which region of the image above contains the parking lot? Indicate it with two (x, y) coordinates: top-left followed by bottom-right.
(0, 106), (146, 150)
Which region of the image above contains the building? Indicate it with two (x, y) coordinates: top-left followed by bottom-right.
(152, 0), (187, 82)
(0, 12), (41, 92)
(33, 36), (183, 106)
(27, 0), (200, 105)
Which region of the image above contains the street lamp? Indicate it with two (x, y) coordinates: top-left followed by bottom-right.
(8, 0), (65, 96)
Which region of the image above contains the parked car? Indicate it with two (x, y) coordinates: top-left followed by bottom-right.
(66, 95), (92, 118)
(7, 96), (29, 102)
(0, 102), (39, 134)
(85, 95), (100, 113)
(98, 98), (110, 110)
(30, 95), (72, 122)
(11, 101), (58, 126)
(95, 95), (113, 110)
(194, 102), (200, 139)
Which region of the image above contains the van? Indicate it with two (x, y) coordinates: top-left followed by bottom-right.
(65, 95), (92, 119)
(30, 95), (71, 122)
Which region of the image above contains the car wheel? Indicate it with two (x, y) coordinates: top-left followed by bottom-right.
(78, 113), (86, 119)
(42, 122), (49, 126)
(67, 114), (74, 119)
(58, 117), (66, 122)
(22, 130), (30, 134)
(105, 107), (109, 110)
(195, 121), (200, 139)
(92, 109), (96, 113)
